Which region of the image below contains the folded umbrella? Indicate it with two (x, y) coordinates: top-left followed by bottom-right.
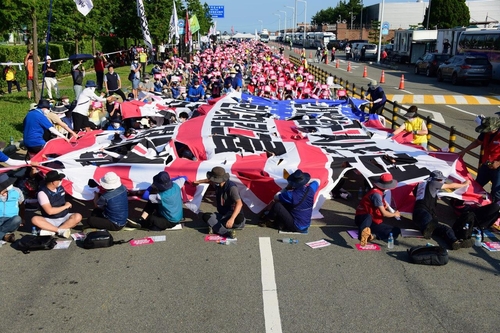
(68, 53), (95, 61)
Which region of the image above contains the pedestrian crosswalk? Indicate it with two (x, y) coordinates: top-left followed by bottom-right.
(386, 94), (500, 105)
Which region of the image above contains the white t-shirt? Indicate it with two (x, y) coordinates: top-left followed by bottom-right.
(72, 87), (107, 116)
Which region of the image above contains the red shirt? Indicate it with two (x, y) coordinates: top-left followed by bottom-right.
(481, 131), (500, 164)
(94, 58), (105, 72)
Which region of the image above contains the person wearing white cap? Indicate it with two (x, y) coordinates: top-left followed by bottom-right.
(82, 172), (128, 231)
(42, 55), (59, 99)
(31, 171), (82, 238)
(366, 79), (386, 115)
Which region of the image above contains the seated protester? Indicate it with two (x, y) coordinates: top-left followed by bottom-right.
(223, 76), (234, 94)
(106, 118), (125, 133)
(413, 170), (472, 250)
(45, 104), (79, 139)
(170, 80), (181, 99)
(392, 105), (428, 150)
(355, 173), (401, 246)
(82, 172), (128, 231)
(31, 171), (82, 238)
(194, 167), (245, 238)
(186, 78), (204, 102)
(23, 99), (70, 155)
(0, 150), (29, 166)
(128, 171), (187, 230)
(177, 111), (189, 124)
(0, 174), (23, 243)
(153, 75), (163, 93)
(259, 169), (319, 234)
(107, 99), (122, 122)
(138, 74), (154, 93)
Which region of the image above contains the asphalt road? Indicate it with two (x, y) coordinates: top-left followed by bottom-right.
(1, 176), (500, 333)
(2, 47), (500, 333)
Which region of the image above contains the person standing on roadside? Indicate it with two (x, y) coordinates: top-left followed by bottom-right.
(104, 64), (127, 101)
(93, 51), (107, 91)
(24, 50), (36, 100)
(42, 55), (59, 100)
(71, 60), (85, 100)
(3, 62), (22, 94)
(459, 116), (500, 203)
(139, 47), (148, 78)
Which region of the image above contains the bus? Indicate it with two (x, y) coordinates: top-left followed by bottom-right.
(457, 28), (500, 80)
(259, 29), (270, 43)
(313, 32), (336, 49)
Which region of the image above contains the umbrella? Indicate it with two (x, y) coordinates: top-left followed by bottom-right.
(68, 54), (94, 61)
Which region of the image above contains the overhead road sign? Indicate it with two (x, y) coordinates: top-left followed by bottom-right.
(208, 5), (224, 18)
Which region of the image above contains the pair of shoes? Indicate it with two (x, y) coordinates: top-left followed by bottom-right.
(360, 227), (371, 246)
(423, 220), (438, 239)
(57, 229), (71, 239)
(227, 229), (236, 239)
(3, 233), (15, 243)
(126, 219), (142, 229)
(258, 219), (274, 228)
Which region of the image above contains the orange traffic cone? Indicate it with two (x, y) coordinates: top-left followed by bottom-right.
(380, 70), (385, 84)
(347, 61), (352, 72)
(398, 74), (405, 89)
(335, 59), (340, 68)
(362, 66), (367, 78)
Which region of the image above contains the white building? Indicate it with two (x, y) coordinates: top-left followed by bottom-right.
(363, 0), (500, 30)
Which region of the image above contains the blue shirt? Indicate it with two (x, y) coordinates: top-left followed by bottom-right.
(368, 87), (387, 106)
(187, 85), (205, 102)
(22, 109), (54, 148)
(0, 151), (8, 163)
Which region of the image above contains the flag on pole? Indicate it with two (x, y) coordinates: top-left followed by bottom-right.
(168, 0), (179, 45)
(74, 0), (94, 16)
(189, 15), (200, 34)
(208, 22), (217, 36)
(136, 0), (153, 50)
(231, 26), (235, 35)
(185, 11), (192, 51)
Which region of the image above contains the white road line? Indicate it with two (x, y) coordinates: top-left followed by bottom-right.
(259, 237), (283, 333)
(412, 107), (446, 123)
(453, 95), (468, 104)
(433, 95), (446, 104)
(394, 88), (413, 94)
(446, 105), (478, 116)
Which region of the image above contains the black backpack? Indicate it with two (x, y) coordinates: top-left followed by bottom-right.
(452, 211), (476, 240)
(83, 230), (131, 249)
(17, 235), (58, 254)
(408, 245), (449, 266)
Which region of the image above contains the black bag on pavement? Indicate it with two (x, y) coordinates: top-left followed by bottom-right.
(408, 245), (449, 266)
(452, 211), (476, 240)
(83, 230), (131, 249)
(17, 235), (58, 254)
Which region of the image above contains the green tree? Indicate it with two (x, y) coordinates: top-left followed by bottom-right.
(368, 20), (380, 43)
(422, 0), (470, 29)
(311, 1), (363, 27)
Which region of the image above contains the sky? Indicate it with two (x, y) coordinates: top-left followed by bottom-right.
(207, 0), (423, 33)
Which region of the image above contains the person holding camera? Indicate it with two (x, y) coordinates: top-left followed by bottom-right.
(71, 60), (85, 99)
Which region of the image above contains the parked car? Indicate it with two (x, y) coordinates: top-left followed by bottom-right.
(414, 53), (451, 77)
(353, 43), (377, 61)
(437, 54), (492, 86)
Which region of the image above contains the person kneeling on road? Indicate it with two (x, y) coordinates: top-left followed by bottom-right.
(82, 172), (128, 231)
(194, 167), (245, 238)
(412, 170), (472, 250)
(259, 169), (319, 234)
(31, 171), (82, 238)
(128, 171), (187, 230)
(355, 173), (401, 246)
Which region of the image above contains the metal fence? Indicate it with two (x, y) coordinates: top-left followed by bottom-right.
(288, 55), (480, 173)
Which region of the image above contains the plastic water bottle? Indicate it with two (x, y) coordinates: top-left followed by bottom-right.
(358, 187), (363, 199)
(387, 233), (394, 249)
(31, 226), (38, 236)
(9, 136), (14, 146)
(217, 239), (237, 245)
(475, 232), (482, 247)
(280, 238), (299, 244)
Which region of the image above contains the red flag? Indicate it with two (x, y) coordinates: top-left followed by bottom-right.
(185, 11), (191, 47)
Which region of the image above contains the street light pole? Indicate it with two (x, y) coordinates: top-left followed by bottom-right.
(274, 13), (281, 37)
(279, 10), (287, 42)
(285, 6), (295, 43)
(426, 0), (431, 30)
(377, 0), (385, 63)
(258, 19), (263, 32)
(298, 0), (307, 46)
